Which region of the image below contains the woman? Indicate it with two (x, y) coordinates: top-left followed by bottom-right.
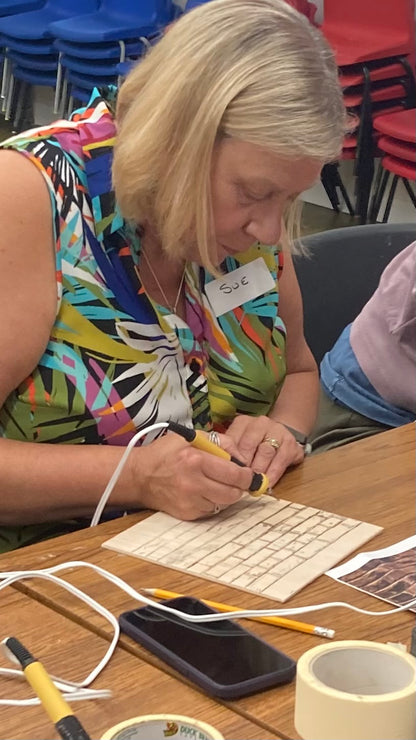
(0, 0), (345, 550)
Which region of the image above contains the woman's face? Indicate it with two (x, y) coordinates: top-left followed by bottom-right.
(208, 138), (323, 264)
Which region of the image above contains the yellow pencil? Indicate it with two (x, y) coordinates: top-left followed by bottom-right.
(142, 588), (335, 639)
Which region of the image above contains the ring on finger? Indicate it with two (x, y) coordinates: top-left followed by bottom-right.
(212, 503), (221, 515)
(263, 436), (281, 451)
(209, 431), (221, 447)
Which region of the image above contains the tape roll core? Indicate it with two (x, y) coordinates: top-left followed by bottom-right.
(100, 714), (224, 740)
(295, 640), (416, 740)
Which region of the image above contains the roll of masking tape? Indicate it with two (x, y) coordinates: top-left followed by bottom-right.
(295, 640), (416, 740)
(100, 714), (224, 740)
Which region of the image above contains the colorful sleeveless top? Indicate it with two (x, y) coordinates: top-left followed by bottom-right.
(0, 89), (287, 449)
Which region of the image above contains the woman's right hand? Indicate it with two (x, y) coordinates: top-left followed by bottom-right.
(132, 430), (254, 520)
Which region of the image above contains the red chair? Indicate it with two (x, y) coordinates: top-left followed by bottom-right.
(321, 0), (415, 67)
(369, 108), (416, 221)
(286, 0), (317, 24)
(373, 107), (416, 141)
(319, 0), (415, 222)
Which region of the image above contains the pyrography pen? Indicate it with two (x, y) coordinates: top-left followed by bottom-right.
(2, 636), (91, 740)
(168, 420), (269, 496)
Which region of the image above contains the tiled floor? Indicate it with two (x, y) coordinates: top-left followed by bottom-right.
(300, 201), (357, 236)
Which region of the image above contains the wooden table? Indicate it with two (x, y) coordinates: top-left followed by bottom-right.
(0, 424), (414, 739)
(0, 591), (281, 740)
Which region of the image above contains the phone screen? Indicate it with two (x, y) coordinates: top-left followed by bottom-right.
(120, 597), (293, 686)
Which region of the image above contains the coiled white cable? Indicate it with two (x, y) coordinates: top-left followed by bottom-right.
(1, 560), (414, 707)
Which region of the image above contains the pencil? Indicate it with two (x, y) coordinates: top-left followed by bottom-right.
(142, 588), (335, 638)
(2, 637), (91, 740)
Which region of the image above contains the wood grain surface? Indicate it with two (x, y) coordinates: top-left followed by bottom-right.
(0, 593), (282, 740)
(0, 425), (414, 739)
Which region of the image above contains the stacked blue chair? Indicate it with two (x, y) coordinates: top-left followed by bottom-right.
(55, 38), (149, 116)
(0, 0), (44, 17)
(49, 0), (177, 116)
(49, 1), (174, 42)
(0, 0), (99, 127)
(0, 0), (46, 104)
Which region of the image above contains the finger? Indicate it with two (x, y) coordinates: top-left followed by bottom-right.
(194, 447), (254, 492)
(250, 438), (281, 472)
(229, 416), (271, 465)
(216, 432), (247, 462)
(262, 442), (305, 487)
(225, 414), (249, 446)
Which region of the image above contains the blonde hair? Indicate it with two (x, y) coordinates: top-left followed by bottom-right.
(113, 0), (345, 271)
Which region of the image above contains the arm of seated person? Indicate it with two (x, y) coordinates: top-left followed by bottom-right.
(0, 151), (253, 525)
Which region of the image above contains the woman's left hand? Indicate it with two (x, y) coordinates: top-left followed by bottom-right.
(225, 414), (305, 488)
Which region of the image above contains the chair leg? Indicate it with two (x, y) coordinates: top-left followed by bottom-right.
(4, 73), (15, 120)
(1, 51), (10, 102)
(381, 174), (399, 222)
(12, 78), (26, 131)
(355, 65), (375, 223)
(118, 40), (126, 63)
(398, 55), (416, 107)
(54, 52), (63, 115)
(67, 95), (74, 117)
(59, 76), (69, 118)
(372, 168), (390, 222)
(321, 163), (340, 212)
(368, 160), (384, 222)
(333, 165), (355, 215)
(15, 82), (33, 131)
(402, 178), (416, 208)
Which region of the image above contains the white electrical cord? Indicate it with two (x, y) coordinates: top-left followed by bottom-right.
(90, 421), (169, 527)
(0, 565), (119, 706)
(1, 558), (415, 707)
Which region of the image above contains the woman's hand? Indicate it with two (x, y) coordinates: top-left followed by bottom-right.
(225, 414), (305, 488)
(132, 430), (254, 520)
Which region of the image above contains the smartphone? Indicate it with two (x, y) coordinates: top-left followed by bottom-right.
(119, 596), (296, 699)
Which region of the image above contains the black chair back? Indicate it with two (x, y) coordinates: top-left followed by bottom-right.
(293, 222), (416, 365)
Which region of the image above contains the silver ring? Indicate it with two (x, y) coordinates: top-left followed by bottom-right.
(209, 431), (221, 447)
(213, 504), (221, 515)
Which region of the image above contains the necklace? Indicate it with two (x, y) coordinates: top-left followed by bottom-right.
(136, 248), (186, 315)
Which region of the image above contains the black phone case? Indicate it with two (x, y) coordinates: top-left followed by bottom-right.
(119, 596), (296, 699)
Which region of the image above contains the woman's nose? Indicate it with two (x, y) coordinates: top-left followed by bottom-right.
(245, 207), (282, 246)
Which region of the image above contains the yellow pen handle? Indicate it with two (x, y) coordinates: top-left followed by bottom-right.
(192, 431), (233, 460)
(24, 662), (74, 724)
(193, 431), (269, 495)
(168, 421), (269, 495)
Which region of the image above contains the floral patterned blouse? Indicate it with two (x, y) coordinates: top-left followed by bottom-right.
(0, 88), (286, 549)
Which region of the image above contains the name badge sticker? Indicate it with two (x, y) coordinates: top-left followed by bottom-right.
(204, 257), (276, 317)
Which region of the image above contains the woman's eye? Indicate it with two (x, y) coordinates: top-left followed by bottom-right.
(239, 189), (272, 203)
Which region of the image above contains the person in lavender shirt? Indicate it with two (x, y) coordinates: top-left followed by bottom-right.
(311, 241), (416, 453)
